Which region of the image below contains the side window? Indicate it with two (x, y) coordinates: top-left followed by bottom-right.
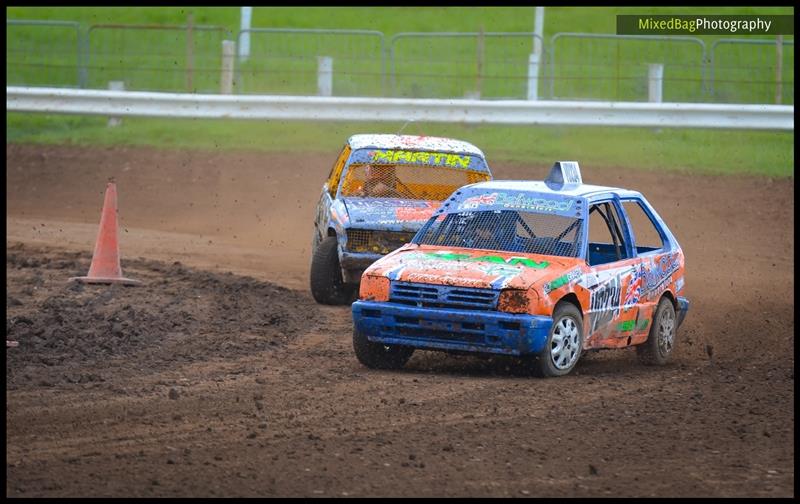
(327, 145), (351, 198)
(587, 201), (629, 266)
(622, 200), (665, 254)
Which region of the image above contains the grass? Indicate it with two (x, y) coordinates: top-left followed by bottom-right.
(7, 7), (794, 101)
(7, 6), (794, 40)
(7, 112), (794, 178)
(6, 7), (795, 177)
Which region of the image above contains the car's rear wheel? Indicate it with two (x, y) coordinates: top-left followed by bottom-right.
(310, 236), (355, 305)
(636, 297), (676, 366)
(353, 328), (414, 370)
(534, 302), (583, 377)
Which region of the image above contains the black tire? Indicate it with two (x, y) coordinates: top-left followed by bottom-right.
(309, 236), (355, 305)
(353, 328), (414, 370)
(534, 302), (584, 378)
(637, 297), (677, 366)
(309, 229), (321, 266)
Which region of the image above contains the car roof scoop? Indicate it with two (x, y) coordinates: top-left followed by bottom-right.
(545, 161), (582, 191)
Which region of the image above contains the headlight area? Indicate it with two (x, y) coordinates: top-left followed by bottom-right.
(359, 275), (390, 302)
(347, 229), (416, 254)
(497, 289), (539, 314)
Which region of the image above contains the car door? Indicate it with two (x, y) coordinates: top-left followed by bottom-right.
(619, 197), (677, 344)
(314, 145), (351, 246)
(584, 198), (643, 349)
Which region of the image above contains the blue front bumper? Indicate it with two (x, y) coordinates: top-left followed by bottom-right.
(352, 300), (553, 356)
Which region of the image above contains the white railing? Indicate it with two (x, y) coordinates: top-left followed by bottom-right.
(6, 86), (794, 130)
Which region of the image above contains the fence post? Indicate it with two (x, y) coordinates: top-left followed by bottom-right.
(107, 81), (125, 127)
(77, 26), (89, 89)
(775, 35), (783, 105)
(186, 13), (194, 92)
(475, 26), (485, 99)
(239, 7), (252, 62)
(318, 56), (333, 96)
(529, 7), (544, 100)
(221, 40), (236, 94)
(527, 53), (540, 101)
(648, 63), (664, 103)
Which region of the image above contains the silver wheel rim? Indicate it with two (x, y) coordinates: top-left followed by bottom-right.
(657, 307), (675, 356)
(551, 316), (580, 370)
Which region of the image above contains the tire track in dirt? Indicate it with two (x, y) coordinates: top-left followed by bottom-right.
(6, 144), (794, 497)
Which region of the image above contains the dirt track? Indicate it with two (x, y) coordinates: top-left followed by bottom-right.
(5, 143), (794, 497)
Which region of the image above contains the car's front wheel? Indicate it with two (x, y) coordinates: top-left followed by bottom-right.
(353, 328), (414, 370)
(534, 302), (584, 377)
(636, 297), (676, 366)
(309, 236), (355, 305)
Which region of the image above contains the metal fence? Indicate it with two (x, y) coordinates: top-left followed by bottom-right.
(234, 28), (386, 96)
(549, 33), (707, 102)
(5, 19), (795, 105)
(389, 32), (546, 100)
(87, 23), (231, 93)
(6, 20), (86, 88)
(710, 38), (794, 105)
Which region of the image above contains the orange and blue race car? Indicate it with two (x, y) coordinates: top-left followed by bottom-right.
(310, 134), (493, 305)
(351, 161), (689, 377)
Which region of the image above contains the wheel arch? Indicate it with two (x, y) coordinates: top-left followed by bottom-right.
(555, 292), (583, 315)
(659, 290), (678, 310)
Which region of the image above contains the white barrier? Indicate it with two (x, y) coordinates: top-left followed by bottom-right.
(6, 86), (794, 130)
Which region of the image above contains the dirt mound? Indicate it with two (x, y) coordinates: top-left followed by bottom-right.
(6, 242), (323, 389)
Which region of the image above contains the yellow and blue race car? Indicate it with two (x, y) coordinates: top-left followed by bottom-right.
(310, 134), (494, 305)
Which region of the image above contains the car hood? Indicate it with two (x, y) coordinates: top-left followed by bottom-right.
(365, 245), (585, 290)
(342, 197), (441, 232)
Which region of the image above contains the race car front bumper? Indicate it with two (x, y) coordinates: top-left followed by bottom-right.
(339, 251), (383, 270)
(339, 251), (384, 283)
(352, 300), (553, 356)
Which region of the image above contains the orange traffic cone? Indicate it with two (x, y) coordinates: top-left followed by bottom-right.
(69, 182), (141, 286)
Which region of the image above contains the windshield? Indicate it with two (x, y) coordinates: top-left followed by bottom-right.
(414, 209), (583, 258)
(340, 163), (490, 200)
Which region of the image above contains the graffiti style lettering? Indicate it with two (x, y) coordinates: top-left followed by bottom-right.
(589, 275), (621, 334)
(644, 252), (680, 293)
(405, 272), (486, 288)
(393, 257), (468, 272)
(371, 150), (394, 163)
(507, 257), (548, 268)
(477, 264), (524, 277)
(457, 192), (575, 213)
(396, 203), (438, 222)
(495, 193), (574, 213)
(424, 251), (471, 262)
(369, 149), (473, 169)
(622, 263), (645, 311)
(648, 276), (671, 300)
(543, 268), (582, 295)
(346, 198), (431, 209)
(460, 193), (498, 209)
(446, 154), (471, 168)
(422, 251), (549, 269)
